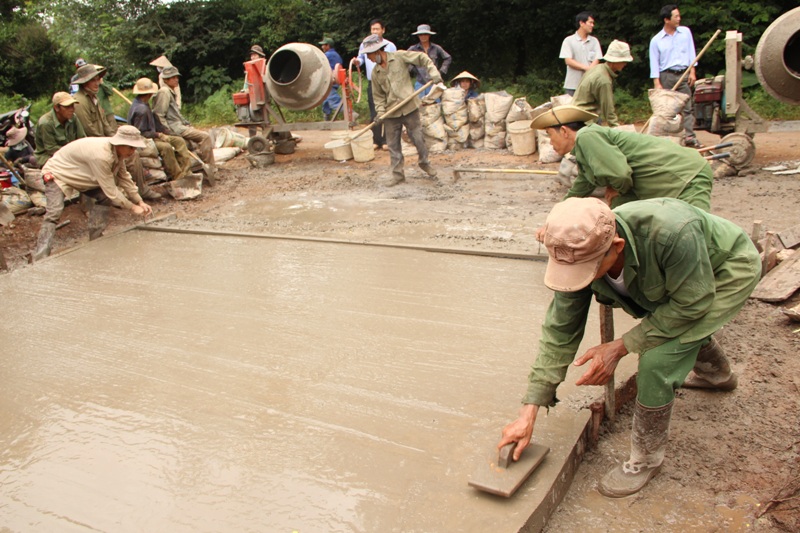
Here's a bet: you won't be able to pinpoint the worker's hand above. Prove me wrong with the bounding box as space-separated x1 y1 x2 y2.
653 79 663 90
132 201 152 217
604 186 620 206
535 226 546 243
574 338 628 386
373 116 383 126
498 404 539 461
688 71 697 87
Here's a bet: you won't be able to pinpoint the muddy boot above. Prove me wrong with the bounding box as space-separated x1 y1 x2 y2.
32 221 56 261
683 337 738 391
88 204 110 241
598 401 673 498
385 172 405 187
419 163 437 178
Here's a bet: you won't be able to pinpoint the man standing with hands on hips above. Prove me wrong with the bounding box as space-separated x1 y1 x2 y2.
649 4 701 147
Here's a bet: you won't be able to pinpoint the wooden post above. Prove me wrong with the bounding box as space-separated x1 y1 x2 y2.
751 220 763 244
600 304 616 421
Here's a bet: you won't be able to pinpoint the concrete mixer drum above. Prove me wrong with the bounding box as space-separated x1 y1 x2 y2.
755 7 800 106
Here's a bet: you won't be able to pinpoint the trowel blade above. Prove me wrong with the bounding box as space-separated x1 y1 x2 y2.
468 442 549 497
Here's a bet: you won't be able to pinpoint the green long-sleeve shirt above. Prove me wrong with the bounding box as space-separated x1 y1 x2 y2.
566 124 711 208
371 51 442 118
571 63 619 127
524 198 760 407
34 109 86 167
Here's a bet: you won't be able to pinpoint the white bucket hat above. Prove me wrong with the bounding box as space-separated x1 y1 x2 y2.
109 125 146 149
602 40 634 63
412 24 436 35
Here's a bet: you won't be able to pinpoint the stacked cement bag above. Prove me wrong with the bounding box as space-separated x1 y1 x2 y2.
467 96 486 148
646 88 688 141
505 97 534 154
420 103 447 152
138 138 168 182
484 91 514 149
441 87 470 150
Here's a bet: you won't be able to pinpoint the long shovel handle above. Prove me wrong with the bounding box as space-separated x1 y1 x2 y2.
112 87 133 105
670 29 722 91
349 80 434 142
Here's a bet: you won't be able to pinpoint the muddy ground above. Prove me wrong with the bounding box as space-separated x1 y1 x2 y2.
2 126 799 531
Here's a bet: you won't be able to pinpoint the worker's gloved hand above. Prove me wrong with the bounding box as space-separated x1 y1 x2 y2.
373 116 383 127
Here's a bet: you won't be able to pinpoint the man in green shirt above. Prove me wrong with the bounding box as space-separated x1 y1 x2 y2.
499 197 760 498
34 92 86 167
361 33 442 186
571 40 633 127
532 105 712 211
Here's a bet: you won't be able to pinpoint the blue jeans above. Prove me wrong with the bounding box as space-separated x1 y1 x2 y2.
322 85 342 119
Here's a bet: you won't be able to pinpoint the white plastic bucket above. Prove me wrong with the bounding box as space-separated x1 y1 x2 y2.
215 128 248 149
325 131 354 161
507 120 536 156
351 133 375 162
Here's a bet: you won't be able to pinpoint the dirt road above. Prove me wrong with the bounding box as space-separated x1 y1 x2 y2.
2 126 799 531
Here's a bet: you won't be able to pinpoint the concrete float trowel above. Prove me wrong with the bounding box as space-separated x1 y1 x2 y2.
468 441 550 497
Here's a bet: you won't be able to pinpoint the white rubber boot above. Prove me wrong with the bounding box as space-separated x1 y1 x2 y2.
683 337 738 391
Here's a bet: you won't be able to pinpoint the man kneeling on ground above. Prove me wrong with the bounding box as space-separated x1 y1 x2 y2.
499 197 760 498
32 126 153 260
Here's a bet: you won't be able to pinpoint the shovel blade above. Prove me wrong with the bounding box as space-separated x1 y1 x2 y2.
165 175 202 200
468 443 549 497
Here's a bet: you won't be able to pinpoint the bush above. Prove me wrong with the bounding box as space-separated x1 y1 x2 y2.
184 84 238 126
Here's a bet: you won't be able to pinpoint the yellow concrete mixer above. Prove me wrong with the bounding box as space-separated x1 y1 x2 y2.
232 42 361 158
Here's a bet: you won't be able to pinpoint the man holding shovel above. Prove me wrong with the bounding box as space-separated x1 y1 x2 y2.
500 196 760 497
531 105 713 211
361 33 442 186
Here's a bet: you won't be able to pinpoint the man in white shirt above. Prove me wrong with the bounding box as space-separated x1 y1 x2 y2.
559 11 603 96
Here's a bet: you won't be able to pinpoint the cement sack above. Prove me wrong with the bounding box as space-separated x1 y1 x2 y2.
530 101 552 123
467 96 486 124
484 120 507 149
140 156 163 170
537 130 562 164
648 89 689 117
484 91 514 123
447 138 467 150
441 87 466 114
1 186 33 214
469 137 485 149
550 94 573 106
213 146 241 163
506 97 533 123
646 114 683 136
146 169 168 184
557 154 579 186
424 134 447 153
420 103 443 127
139 138 159 159
421 103 447 141
469 117 485 141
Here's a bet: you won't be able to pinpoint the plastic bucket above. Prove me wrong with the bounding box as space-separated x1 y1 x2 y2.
325 131 353 161
351 133 375 162
215 128 248 149
507 120 536 156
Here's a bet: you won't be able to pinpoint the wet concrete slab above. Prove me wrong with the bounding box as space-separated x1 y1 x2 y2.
0 229 638 532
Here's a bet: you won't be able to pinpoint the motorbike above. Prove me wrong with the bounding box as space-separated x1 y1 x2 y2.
0 103 36 149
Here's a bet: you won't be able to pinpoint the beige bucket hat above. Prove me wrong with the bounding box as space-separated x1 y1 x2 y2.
5 126 27 146
450 71 481 88
161 66 181 79
603 40 634 62
530 105 598 130
132 78 159 95
109 125 146 149
542 197 617 292
250 45 266 57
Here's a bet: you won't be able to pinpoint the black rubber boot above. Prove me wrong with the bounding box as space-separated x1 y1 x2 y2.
683 337 738 391
598 401 673 498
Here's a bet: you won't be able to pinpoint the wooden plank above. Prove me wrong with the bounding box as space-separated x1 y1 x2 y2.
778 224 800 249
750 248 800 302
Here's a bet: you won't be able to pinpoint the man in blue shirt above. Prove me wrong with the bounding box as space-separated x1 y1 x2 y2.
319 38 343 121
355 19 397 150
649 4 700 147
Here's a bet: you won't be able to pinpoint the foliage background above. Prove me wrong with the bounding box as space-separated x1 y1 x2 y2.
1 0 798 122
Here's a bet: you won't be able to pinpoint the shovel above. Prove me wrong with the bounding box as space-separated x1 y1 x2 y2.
187 150 216 186
164 173 202 200
341 80 434 146
468 441 550 497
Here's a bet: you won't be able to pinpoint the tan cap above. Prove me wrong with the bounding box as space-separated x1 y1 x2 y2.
53 92 79 106
109 125 146 149
603 40 634 63
531 105 598 130
132 77 159 95
543 197 616 292
149 55 173 68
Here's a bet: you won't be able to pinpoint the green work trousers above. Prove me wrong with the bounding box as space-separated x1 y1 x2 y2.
636 336 709 408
